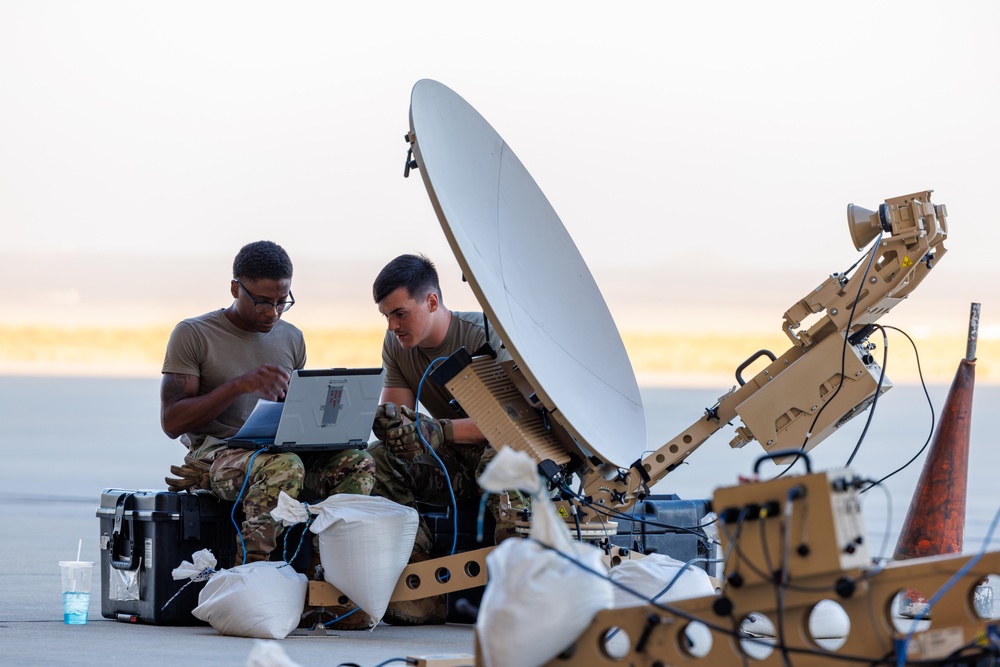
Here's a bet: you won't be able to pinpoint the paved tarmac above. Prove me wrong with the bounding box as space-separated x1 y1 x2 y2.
1 493 475 667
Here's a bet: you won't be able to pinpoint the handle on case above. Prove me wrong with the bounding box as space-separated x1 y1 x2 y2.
753 449 813 475
110 492 138 571
735 349 777 386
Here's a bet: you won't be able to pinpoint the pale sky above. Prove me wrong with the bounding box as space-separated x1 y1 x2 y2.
2 1 997 338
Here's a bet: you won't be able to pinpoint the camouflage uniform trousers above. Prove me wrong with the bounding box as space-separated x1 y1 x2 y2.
187 437 375 562
369 441 528 559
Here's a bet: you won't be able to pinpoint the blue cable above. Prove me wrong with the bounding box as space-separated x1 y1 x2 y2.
163 448 270 604
476 492 490 544
232 447 268 565
324 605 361 627
414 356 459 556
650 556 726 602
231 447 313 567
281 506 312 567
605 555 724 641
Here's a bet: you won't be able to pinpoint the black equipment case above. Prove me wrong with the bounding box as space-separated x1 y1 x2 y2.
423 501 496 624
608 494 718 577
96 489 238 625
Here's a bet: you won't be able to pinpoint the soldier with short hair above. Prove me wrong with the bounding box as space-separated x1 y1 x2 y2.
159 240 375 567
370 253 525 625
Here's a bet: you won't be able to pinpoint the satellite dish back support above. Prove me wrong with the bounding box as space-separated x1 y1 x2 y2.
408 79 644 468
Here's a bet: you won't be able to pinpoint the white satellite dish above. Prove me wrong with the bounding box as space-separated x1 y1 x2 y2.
408 79 644 468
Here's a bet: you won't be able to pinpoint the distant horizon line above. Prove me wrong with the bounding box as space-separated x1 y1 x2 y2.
1 324 995 386
2 361 991 390
7 248 993 339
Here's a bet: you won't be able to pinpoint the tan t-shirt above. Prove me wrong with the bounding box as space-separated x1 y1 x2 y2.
381 310 510 419
162 308 306 448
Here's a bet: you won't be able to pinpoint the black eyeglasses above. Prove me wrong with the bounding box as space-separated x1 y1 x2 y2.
235 280 295 314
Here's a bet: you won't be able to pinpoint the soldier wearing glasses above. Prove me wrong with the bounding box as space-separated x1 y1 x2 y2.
159 240 375 565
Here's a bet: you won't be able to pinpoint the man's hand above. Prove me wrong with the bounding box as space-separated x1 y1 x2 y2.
165 459 212 492
384 405 454 460
236 364 291 401
161 364 292 440
372 402 403 441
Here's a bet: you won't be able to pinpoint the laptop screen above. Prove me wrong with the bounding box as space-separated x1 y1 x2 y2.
228 367 385 452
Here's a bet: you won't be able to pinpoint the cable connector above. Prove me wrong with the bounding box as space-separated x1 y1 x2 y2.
847 323 877 346
760 500 781 519
537 459 562 483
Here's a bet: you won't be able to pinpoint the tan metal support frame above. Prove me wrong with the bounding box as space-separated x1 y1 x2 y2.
527 550 1000 666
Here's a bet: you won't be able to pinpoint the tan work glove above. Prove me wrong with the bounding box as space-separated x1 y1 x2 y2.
384 405 454 460
372 402 403 442
165 459 212 492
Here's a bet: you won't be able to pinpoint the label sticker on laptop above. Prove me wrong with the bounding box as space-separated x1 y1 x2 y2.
322 384 344 426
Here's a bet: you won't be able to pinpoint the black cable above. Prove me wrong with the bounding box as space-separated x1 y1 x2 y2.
525 536 743 635
526 536 906 664
759 514 776 580
623 475 644 552
776 487 805 667
719 507 750 667
900 646 1000 666
754 513 793 666
654 556 726 600
721 503 857 595
845 324 889 468
719 507 749 587
861 326 936 493
335 659 421 667
777 234 883 478
721 508 888 661
561 455 719 535
562 486 720 542
571 502 583 541
721 510 782 593
752 491 800 667
732 608 752 667
940 641 1000 666
857 479 893 562
563 488 717 537
603 554 726 643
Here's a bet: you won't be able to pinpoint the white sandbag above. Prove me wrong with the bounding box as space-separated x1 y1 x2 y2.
308 493 418 625
192 561 307 639
476 447 614 667
609 553 716 608
476 445 541 496
245 640 303 667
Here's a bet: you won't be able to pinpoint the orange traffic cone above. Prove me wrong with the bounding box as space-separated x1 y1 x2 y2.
891 304 979 626
893 302 979 561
